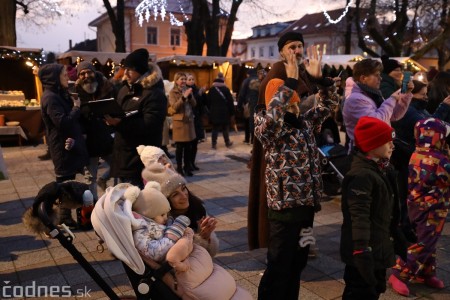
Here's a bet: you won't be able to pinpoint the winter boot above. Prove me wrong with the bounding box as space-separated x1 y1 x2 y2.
388 274 409 296
425 276 444 289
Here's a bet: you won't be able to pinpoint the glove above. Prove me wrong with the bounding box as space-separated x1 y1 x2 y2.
353 251 377 286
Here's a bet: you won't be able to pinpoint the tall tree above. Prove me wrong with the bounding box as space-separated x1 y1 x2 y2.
103 0 126 52
184 0 244 56
0 0 17 46
354 0 409 57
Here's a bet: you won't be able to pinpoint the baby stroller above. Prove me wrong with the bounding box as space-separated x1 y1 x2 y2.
317 129 351 196
26 181 180 300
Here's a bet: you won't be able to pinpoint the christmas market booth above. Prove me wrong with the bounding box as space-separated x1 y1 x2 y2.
157 55 241 92
0 46 44 144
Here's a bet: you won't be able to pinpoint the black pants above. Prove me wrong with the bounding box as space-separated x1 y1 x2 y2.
342 265 386 300
258 218 313 300
211 124 231 146
243 117 250 142
191 138 199 165
176 141 192 170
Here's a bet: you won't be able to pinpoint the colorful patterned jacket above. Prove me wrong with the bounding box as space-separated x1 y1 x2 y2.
255 84 335 211
408 118 450 210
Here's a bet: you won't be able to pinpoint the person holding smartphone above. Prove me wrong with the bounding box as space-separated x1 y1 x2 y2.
380 56 404 99
343 58 413 151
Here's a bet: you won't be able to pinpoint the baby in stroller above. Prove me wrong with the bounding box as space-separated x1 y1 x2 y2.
92 182 252 300
123 181 195 271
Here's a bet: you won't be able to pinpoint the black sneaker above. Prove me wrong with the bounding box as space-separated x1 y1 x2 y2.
226 141 234 148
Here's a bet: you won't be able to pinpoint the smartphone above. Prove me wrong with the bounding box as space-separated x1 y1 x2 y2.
401 71 412 93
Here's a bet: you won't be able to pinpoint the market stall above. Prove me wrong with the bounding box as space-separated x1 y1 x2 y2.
0 46 44 144
157 55 241 91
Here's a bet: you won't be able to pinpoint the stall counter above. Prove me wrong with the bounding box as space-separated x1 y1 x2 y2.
0 107 44 143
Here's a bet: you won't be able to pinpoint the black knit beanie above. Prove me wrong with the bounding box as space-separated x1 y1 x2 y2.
123 48 150 75
278 31 304 51
381 55 402 74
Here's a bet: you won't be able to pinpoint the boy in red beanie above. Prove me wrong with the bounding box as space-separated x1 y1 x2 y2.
340 116 399 299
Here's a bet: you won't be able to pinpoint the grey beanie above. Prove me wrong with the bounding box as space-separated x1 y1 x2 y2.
77 61 95 76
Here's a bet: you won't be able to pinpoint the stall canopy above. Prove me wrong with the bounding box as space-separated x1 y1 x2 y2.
157 55 241 67
241 58 278 69
321 55 364 69
57 50 155 64
241 55 364 69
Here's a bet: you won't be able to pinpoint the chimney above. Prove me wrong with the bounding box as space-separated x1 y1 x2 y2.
69 39 72 49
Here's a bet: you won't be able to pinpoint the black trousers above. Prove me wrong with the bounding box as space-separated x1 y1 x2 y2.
342 265 386 300
175 141 192 169
258 218 313 300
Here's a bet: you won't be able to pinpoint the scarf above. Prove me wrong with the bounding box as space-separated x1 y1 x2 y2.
357 83 384 108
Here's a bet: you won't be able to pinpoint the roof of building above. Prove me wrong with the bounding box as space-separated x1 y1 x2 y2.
281 7 366 36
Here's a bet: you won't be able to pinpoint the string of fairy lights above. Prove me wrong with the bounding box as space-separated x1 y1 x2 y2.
0 48 45 66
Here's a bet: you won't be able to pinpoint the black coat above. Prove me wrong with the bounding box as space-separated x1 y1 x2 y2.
206 81 235 125
75 72 116 157
110 63 167 178
340 152 398 268
39 64 88 177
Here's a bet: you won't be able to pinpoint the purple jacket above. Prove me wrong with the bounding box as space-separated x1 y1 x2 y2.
343 83 411 141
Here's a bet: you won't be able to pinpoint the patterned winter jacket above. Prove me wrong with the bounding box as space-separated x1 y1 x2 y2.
255 84 335 211
131 212 175 262
408 118 450 210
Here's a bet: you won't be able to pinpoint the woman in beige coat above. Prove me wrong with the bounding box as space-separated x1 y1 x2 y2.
169 72 196 176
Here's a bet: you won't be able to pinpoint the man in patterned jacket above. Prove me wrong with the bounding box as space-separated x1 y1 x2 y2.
255 41 337 300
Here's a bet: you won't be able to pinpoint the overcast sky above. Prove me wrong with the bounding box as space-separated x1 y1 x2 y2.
16 0 343 53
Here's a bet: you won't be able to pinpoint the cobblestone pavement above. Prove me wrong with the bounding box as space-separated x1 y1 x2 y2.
0 132 449 299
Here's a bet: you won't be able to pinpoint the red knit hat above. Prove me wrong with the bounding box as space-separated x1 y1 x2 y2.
354 116 395 153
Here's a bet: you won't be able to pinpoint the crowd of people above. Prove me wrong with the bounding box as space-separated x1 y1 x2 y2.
34 32 450 299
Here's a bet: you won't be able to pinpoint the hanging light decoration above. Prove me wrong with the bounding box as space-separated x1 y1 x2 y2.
320 0 354 24
135 0 188 26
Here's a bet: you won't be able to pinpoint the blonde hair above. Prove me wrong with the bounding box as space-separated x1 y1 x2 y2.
173 72 187 88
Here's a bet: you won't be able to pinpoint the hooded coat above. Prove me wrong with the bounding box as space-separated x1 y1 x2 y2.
39 63 88 177
111 63 167 178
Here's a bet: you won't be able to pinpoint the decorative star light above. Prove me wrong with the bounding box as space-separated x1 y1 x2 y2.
136 0 186 26
320 0 354 24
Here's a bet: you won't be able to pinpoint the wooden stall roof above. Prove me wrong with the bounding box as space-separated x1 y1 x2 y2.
157 55 241 66
58 50 156 65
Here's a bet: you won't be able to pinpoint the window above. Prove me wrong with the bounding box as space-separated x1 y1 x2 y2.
170 28 181 46
269 46 274 57
251 47 256 58
259 47 264 57
147 27 157 45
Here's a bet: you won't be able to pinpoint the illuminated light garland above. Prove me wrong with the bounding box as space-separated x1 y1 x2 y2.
320 0 354 24
135 0 188 26
0 49 44 66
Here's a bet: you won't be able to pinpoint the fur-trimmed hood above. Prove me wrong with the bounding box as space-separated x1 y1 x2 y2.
119 62 163 91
